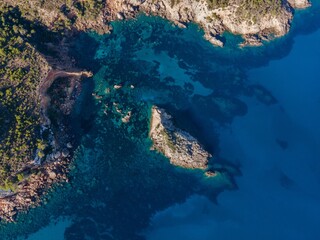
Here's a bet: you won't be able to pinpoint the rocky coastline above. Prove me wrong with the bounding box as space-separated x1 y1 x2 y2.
0 54 92 222
0 156 70 222
6 0 311 47
149 106 217 177
109 0 311 47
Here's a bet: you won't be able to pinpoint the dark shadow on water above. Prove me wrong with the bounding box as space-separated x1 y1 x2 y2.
69 77 98 140
68 32 102 73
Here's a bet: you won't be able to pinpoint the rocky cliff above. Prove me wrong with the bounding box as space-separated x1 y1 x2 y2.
149 106 212 171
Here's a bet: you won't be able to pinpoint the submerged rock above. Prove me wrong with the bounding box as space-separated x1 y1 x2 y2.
121 111 132 123
54 151 61 159
62 149 70 157
205 170 218 177
113 84 122 89
149 106 211 170
287 0 311 9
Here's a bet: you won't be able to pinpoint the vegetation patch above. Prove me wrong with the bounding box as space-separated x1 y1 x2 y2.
0 5 45 189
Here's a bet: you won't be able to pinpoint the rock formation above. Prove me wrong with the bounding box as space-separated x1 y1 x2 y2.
0 159 70 222
149 106 211 170
287 0 311 9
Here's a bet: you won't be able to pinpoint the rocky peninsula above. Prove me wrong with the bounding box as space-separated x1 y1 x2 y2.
149 106 216 177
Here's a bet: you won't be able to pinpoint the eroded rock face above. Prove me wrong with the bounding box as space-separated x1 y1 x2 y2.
149 106 211 169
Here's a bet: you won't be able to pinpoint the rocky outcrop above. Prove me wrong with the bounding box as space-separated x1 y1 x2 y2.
149 106 211 170
287 0 311 9
0 158 70 222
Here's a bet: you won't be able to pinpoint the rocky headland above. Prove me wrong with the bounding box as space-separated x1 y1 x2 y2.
149 106 216 177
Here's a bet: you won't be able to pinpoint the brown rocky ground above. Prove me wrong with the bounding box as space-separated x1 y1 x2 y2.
150 106 215 177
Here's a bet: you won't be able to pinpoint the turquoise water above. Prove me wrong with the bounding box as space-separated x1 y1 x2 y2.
1 2 320 239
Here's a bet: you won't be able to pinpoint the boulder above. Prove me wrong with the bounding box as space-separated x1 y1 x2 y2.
205 170 218 177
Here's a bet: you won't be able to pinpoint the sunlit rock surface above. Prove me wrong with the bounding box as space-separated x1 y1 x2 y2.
150 106 211 170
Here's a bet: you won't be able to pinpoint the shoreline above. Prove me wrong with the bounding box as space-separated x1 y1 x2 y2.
0 155 71 222
96 0 311 47
3 0 311 47
0 67 92 222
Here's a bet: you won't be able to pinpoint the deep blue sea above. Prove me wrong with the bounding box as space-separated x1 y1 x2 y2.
1 1 320 239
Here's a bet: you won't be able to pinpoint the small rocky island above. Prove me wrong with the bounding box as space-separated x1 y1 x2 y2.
150 106 216 177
